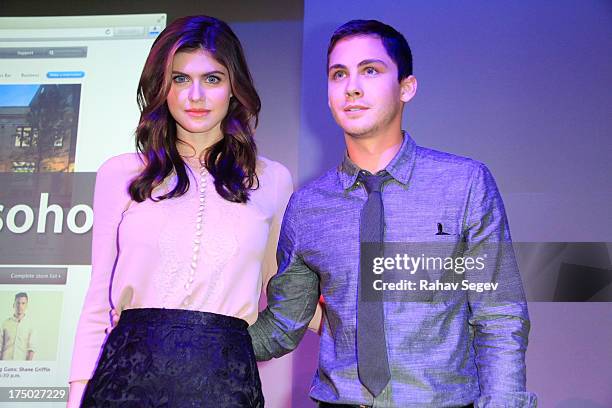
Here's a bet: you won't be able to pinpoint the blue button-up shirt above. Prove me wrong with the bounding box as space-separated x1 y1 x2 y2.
249 134 537 407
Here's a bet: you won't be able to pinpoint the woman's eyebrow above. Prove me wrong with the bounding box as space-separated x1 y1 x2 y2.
171 70 227 76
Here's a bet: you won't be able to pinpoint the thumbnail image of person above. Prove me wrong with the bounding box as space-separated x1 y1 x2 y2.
1 292 36 361
248 20 537 407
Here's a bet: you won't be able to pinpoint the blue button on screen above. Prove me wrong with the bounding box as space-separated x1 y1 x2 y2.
47 71 85 79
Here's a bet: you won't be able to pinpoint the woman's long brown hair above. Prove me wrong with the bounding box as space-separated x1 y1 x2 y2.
129 15 261 203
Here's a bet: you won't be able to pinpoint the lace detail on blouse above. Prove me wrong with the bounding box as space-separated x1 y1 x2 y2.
152 167 240 309
155 173 190 307
200 181 240 309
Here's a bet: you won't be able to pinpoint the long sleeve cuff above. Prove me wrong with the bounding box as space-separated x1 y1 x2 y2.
475 392 538 408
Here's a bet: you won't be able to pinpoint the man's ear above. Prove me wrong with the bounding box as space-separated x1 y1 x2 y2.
400 75 417 103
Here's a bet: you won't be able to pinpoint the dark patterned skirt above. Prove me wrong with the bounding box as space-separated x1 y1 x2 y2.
81 308 264 408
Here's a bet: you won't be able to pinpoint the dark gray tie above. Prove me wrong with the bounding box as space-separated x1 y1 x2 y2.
357 171 392 396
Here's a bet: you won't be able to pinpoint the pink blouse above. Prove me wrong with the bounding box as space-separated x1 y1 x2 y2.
69 153 293 382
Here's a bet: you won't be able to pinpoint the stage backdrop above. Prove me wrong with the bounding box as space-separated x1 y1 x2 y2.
0 1 611 407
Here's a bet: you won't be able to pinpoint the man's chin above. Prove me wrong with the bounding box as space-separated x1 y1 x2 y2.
344 127 377 139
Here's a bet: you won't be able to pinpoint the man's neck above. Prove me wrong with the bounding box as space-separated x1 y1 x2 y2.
13 313 25 321
345 130 403 173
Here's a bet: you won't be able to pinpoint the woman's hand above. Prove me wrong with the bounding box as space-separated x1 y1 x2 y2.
104 309 121 334
66 380 87 408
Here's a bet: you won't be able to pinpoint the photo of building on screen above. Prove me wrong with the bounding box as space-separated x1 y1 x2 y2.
0 84 81 173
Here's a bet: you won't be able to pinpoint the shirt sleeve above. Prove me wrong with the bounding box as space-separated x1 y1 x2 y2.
261 162 294 293
0 321 5 358
248 190 321 361
27 321 35 352
463 163 537 407
69 155 134 382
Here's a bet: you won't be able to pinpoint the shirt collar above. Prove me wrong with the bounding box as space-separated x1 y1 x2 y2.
10 314 26 323
338 132 417 190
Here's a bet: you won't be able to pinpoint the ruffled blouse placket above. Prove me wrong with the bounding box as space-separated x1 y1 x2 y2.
183 162 207 306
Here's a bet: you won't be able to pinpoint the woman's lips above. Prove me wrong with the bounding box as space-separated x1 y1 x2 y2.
185 109 210 117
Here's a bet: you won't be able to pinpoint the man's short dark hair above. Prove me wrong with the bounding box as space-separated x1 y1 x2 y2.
327 19 413 81
14 292 28 301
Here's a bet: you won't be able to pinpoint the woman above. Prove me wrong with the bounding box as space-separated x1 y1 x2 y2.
68 15 293 407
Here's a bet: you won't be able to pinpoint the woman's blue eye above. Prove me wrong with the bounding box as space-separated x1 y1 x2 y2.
205 75 221 84
365 67 378 75
172 75 189 83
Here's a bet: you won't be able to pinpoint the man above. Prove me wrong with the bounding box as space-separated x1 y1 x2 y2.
248 20 537 407
1 292 36 360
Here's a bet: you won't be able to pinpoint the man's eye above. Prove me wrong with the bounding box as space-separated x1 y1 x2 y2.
172 75 189 84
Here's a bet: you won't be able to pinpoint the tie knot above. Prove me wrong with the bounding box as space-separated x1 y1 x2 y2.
358 171 392 194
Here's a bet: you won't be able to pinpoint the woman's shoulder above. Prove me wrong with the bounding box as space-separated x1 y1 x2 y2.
97 152 145 180
94 153 144 199
256 156 291 181
255 156 293 209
